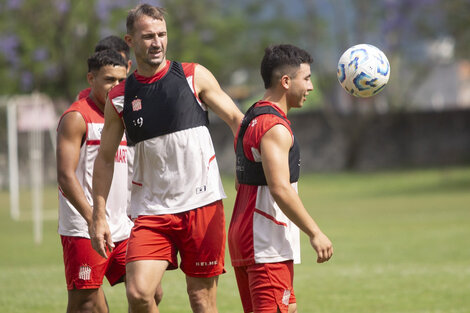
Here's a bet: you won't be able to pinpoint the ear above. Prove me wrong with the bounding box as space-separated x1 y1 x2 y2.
280 74 290 90
86 72 94 86
127 60 133 73
124 34 133 47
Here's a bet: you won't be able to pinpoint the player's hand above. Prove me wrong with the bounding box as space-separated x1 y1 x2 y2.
310 232 333 263
90 217 114 259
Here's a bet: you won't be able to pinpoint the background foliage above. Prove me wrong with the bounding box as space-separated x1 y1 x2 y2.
1 0 469 110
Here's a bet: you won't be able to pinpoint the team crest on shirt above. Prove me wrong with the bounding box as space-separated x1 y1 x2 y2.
132 98 142 111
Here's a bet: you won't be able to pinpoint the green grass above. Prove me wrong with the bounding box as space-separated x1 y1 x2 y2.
1 167 469 312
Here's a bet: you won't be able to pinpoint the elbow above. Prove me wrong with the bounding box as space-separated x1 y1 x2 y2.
57 171 74 192
231 114 243 135
96 150 114 167
268 183 292 202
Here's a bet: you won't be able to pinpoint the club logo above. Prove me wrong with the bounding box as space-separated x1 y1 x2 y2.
132 99 142 111
282 289 291 305
78 264 92 281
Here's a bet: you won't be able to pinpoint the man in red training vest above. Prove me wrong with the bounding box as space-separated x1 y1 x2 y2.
229 44 334 313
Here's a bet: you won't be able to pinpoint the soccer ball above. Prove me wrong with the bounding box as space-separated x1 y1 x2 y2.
337 44 390 97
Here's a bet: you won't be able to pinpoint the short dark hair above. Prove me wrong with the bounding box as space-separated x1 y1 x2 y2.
87 49 127 73
127 4 166 35
260 44 313 89
94 35 130 61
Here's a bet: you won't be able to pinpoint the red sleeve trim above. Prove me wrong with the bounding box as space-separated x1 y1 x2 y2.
182 62 201 102
86 140 127 146
243 114 293 161
57 100 88 138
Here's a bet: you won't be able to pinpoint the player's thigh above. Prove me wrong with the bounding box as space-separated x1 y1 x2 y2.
126 259 169 299
67 287 107 313
288 303 297 313
186 275 218 294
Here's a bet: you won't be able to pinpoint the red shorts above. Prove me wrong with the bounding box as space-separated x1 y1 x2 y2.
61 236 128 290
234 261 296 313
126 200 226 278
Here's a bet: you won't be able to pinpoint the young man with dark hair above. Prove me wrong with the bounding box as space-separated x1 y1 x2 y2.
57 49 130 313
94 35 131 59
77 35 132 100
228 44 333 313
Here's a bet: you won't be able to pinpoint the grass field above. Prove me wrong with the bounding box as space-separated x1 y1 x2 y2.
1 167 469 313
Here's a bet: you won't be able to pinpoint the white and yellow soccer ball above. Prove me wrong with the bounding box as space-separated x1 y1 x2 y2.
337 44 390 97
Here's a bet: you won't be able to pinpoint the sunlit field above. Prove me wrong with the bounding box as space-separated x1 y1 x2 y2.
1 167 469 313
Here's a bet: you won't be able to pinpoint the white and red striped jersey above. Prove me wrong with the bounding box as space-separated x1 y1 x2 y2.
58 97 132 242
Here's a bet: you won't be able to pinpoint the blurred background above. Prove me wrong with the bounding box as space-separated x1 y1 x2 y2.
0 1 469 312
1 0 470 186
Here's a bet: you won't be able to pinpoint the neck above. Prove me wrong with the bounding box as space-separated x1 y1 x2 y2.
88 92 104 113
263 90 289 115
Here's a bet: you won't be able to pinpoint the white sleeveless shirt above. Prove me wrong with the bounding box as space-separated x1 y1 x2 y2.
58 98 133 242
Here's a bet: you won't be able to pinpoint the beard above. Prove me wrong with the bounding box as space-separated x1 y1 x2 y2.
136 47 165 68
143 57 163 67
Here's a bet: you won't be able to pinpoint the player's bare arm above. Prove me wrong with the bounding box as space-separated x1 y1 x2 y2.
91 97 125 258
260 124 333 263
56 112 94 226
194 64 243 136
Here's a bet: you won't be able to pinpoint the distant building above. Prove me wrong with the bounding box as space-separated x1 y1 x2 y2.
411 60 470 111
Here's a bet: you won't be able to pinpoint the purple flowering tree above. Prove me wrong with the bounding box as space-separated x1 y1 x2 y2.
0 0 139 98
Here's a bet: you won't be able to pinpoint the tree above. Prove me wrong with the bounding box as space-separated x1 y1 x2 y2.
0 0 100 98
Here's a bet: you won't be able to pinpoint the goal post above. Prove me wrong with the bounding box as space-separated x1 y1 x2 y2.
2 92 57 244
7 99 20 221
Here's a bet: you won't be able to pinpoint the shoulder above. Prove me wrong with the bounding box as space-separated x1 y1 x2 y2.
243 104 292 150
61 98 88 118
251 104 292 136
77 87 91 100
181 62 198 78
246 115 290 143
57 107 86 136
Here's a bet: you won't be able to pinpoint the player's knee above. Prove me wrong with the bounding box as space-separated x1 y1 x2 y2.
186 276 218 312
187 293 212 312
154 285 164 305
69 299 94 313
187 287 215 312
126 284 153 307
